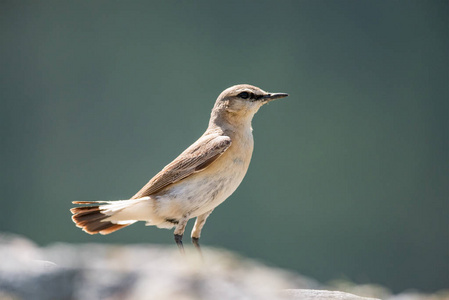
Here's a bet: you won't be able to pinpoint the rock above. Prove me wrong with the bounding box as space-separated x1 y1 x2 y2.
284 289 380 300
1 234 446 300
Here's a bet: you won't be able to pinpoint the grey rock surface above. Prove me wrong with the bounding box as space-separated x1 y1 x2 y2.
0 234 447 300
284 289 380 300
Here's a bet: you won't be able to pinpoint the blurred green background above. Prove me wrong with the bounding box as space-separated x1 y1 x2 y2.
1 0 447 294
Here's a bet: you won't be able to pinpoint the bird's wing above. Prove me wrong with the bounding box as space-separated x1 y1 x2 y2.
131 134 232 199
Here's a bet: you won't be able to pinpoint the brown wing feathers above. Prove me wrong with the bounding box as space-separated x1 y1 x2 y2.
131 135 231 199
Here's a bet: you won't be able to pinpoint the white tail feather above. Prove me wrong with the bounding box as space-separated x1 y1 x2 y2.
100 197 154 224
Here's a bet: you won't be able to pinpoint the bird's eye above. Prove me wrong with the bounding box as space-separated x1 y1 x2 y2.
238 92 249 99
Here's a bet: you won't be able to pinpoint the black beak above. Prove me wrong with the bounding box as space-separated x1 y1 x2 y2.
262 92 289 102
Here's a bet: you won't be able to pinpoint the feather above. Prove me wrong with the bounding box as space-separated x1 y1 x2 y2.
132 134 231 198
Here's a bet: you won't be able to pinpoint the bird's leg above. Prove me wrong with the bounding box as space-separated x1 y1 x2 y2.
174 234 184 253
191 210 213 255
174 215 190 254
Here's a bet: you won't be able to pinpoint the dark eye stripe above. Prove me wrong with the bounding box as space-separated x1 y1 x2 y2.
254 94 263 100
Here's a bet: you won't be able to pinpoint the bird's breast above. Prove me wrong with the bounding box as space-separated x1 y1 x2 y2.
158 130 254 218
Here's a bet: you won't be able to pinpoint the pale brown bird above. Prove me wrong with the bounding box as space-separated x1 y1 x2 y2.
71 84 288 252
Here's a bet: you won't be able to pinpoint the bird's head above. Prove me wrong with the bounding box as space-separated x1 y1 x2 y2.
211 84 288 127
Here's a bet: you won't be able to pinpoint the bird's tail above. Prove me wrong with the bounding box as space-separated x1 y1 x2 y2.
70 197 152 235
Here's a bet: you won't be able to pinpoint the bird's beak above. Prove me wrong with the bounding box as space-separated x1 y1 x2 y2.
262 92 289 102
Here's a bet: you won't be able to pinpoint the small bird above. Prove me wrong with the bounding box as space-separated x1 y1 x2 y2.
71 84 288 252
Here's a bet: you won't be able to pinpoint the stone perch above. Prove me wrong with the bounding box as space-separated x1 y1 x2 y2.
1 234 444 300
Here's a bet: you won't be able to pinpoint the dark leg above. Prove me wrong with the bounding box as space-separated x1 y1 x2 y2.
190 210 213 256
173 215 190 254
174 234 184 254
192 237 202 256
191 211 213 258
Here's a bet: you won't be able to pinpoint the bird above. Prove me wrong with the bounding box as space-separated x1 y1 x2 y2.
71 84 288 252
